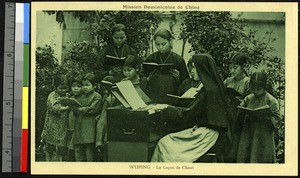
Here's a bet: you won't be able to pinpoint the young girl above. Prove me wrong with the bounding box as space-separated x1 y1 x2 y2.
150 54 234 162
41 74 70 161
177 59 202 96
95 23 140 83
223 52 251 162
237 72 280 163
66 76 83 161
122 55 148 90
145 28 189 104
73 73 102 162
224 52 250 98
96 55 147 159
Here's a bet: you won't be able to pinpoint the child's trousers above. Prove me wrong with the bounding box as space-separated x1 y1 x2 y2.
75 143 95 162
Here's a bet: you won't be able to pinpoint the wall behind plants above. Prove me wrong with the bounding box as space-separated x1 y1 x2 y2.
36 11 285 65
36 11 63 62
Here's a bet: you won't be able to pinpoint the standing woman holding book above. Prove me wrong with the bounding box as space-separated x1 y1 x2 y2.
144 29 189 104
151 54 234 162
95 23 140 83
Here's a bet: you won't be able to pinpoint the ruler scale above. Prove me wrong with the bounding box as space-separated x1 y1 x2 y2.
2 2 16 172
2 2 29 172
13 3 24 172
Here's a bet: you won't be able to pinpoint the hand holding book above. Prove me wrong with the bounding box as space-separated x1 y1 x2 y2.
59 97 82 108
237 105 274 118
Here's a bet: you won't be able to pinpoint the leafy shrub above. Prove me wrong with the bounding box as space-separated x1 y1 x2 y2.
35 45 59 142
180 11 285 163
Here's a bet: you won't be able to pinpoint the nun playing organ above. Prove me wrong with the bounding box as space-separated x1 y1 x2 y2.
150 54 234 162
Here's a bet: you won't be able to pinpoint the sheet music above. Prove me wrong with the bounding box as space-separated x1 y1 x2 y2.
181 83 203 98
116 80 147 110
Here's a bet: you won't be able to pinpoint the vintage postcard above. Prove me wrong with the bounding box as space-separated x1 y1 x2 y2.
31 1 298 176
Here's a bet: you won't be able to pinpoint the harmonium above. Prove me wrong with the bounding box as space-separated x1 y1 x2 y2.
102 80 168 162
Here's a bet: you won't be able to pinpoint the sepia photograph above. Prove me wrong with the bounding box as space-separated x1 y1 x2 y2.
30 1 297 175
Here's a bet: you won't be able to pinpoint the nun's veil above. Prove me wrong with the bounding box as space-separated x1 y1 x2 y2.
191 54 234 140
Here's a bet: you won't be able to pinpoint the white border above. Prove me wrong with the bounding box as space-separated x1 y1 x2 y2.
31 2 298 175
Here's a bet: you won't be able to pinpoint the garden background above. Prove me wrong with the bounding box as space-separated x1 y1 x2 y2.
35 11 285 163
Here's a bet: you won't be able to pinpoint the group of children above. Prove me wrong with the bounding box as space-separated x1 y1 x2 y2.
40 23 281 163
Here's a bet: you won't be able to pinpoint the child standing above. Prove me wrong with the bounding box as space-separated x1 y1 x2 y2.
224 52 250 98
41 74 70 161
223 53 251 162
237 72 281 163
95 23 140 83
73 73 102 162
66 76 83 161
122 55 148 90
145 28 189 103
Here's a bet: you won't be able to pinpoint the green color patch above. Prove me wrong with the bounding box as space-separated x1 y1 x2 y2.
23 44 29 86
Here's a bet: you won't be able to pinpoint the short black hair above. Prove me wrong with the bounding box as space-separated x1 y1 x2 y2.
82 73 97 85
249 71 268 89
70 76 82 86
111 23 126 35
153 28 173 41
230 52 249 66
124 55 141 70
53 74 68 88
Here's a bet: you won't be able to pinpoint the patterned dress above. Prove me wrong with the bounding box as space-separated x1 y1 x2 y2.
41 91 69 148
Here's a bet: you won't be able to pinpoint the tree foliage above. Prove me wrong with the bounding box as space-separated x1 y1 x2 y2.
180 11 285 163
38 11 285 163
44 11 162 59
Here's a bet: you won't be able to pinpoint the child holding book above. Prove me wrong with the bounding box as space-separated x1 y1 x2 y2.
223 52 250 162
236 72 281 163
40 74 70 161
96 55 148 157
122 55 148 90
95 23 140 83
145 28 189 103
73 73 102 162
65 76 83 161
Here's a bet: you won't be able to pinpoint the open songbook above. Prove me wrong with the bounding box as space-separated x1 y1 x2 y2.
102 80 157 114
59 97 81 107
167 83 203 107
105 55 126 66
142 62 174 74
237 105 274 117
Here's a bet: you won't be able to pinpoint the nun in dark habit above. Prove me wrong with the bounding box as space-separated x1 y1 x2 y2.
151 54 234 162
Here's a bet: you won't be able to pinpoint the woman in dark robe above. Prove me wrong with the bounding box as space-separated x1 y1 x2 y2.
95 24 139 83
144 29 189 104
151 54 234 162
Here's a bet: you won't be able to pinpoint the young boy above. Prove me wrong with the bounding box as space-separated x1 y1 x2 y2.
237 72 281 163
73 73 102 162
66 76 83 161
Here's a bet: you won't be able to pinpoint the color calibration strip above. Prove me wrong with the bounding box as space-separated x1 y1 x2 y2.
2 3 29 172
21 3 29 173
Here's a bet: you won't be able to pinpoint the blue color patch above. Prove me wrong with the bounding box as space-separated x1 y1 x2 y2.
24 3 29 43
